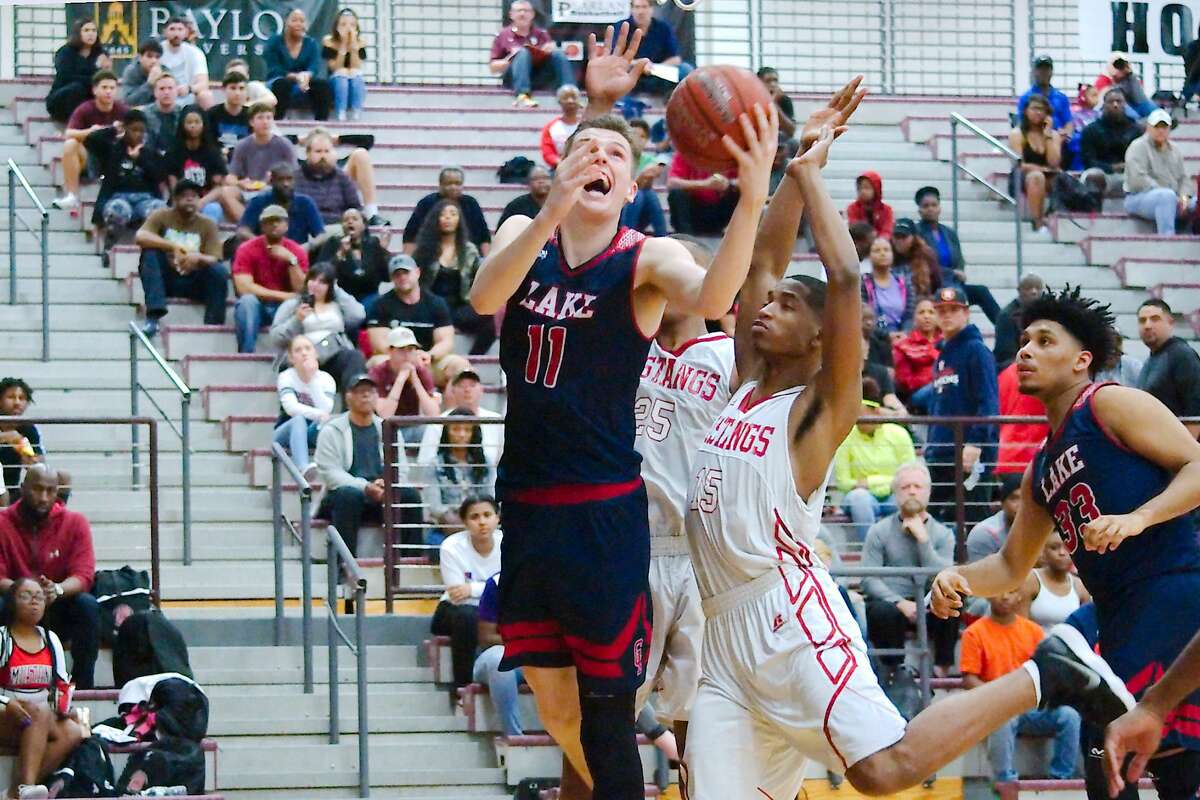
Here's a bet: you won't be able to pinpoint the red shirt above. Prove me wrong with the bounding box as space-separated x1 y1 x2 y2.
232 235 308 293
368 361 436 416
892 329 942 395
996 362 1049 474
2 642 53 691
66 99 128 131
669 153 737 205
490 25 553 61
0 502 96 591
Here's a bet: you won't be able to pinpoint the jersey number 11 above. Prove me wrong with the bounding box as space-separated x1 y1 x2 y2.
525 325 567 388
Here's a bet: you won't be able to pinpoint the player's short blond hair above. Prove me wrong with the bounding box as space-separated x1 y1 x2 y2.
564 114 643 174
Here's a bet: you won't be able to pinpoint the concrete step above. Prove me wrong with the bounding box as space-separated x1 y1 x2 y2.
1159 285 1200 312
1113 257 1197 289
163 324 270 360
183 354 276 388
11 421 229 454
1050 213 1155 243
188 644 428 686
901 113 1009 144
203 384 278 422
1081 235 1200 266
0 359 181 389
47 451 247 489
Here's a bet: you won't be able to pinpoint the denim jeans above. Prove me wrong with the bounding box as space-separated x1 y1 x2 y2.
331 74 366 117
505 48 575 96
842 488 897 542
140 250 230 325
273 416 320 470
43 592 100 689
987 707 1081 783
233 294 279 353
473 645 525 736
1124 188 1195 235
201 200 224 223
1183 81 1200 104
103 192 167 231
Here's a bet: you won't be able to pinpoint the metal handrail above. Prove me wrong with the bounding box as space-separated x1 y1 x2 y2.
324 523 369 797
949 112 1025 281
7 159 50 361
129 322 193 565
271 441 315 693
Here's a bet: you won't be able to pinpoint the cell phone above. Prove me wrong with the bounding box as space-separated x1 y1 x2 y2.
300 293 315 306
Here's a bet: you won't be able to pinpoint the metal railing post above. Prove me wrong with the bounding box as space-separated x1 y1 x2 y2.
39 211 47 361
7 167 15 305
953 422 967 553
302 491 314 694
1014 178 1025 281
180 394 191 566
913 575 932 708
328 536 339 744
382 420 396 614
148 420 162 606
950 116 960 233
130 332 140 489
272 451 283 646
356 579 369 799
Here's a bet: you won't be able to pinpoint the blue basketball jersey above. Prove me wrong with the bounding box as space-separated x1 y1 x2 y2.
1031 382 1200 607
497 226 654 494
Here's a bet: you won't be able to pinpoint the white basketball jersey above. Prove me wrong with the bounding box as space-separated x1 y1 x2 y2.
636 334 736 544
685 381 831 599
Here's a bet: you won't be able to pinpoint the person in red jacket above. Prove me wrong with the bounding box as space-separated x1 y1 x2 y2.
845 170 894 239
539 85 582 169
0 466 98 689
892 297 942 408
995 361 1048 475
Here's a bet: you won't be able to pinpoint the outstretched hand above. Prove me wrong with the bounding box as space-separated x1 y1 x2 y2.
929 567 971 618
540 138 605 223
584 23 650 113
793 125 835 170
720 102 779 205
788 76 867 179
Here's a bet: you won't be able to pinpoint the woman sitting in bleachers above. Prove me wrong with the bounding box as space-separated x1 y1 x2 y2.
269 263 366 393
1008 94 1062 236
274 336 336 483
424 409 495 548
0 577 87 800
411 201 493 355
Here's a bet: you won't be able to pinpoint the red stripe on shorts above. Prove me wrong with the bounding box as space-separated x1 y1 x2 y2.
505 477 642 506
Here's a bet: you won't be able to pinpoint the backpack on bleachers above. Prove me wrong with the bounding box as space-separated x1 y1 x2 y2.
1051 172 1102 213
513 778 559 800
93 566 152 646
109 674 209 743
116 736 205 796
113 610 192 688
48 737 117 798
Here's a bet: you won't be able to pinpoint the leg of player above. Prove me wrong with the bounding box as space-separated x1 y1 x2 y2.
558 755 590 800
522 666 593 787
579 688 643 799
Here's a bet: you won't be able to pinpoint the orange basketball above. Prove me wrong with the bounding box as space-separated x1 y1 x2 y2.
665 65 773 174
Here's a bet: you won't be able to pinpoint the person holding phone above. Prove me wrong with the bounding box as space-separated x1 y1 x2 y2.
1009 93 1062 236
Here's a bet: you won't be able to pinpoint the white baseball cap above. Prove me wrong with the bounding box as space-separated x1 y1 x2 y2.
1147 108 1174 128
387 326 419 349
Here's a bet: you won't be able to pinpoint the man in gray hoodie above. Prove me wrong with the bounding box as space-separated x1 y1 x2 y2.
119 40 164 107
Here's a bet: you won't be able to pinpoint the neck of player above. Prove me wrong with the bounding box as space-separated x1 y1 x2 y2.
757 352 819 399
557 214 620 270
1040 376 1092 433
655 315 709 352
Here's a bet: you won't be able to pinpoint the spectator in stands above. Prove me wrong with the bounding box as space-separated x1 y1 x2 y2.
757 67 796 137
412 200 492 355
275 335 335 481
403 168 491 256
927 286 999 527
1067 82 1100 169
497 166 552 227
425 409 496 546
1094 331 1143 385
45 17 110 124
965 474 1023 563
473 570 525 735
768 134 800 197
264 8 333 120
225 58 276 112
315 208 390 314
1095 53 1156 119
118 39 163 107
845 171 894 240
849 221 875 272
1019 534 1090 630
0 575 88 800
891 220 942 296
1016 55 1073 134
229 104 297 194
158 16 213 109
622 119 669 237
1123 109 1194 235
0 465 98 689
961 589 1081 784
1184 31 1200 109
993 272 1046 369
165 106 239 223
861 303 894 371
862 237 914 336
431 495 503 690
232 204 306 353
296 128 386 227
418 369 503 471
1080 89 1141 199
52 71 127 214
269 262 366 391
996 361 1048 476
138 73 185 159
1136 299 1200 433
364 255 467 386
861 461 959 679
1009 94 1062 235
84 108 167 238
541 85 583 169
834 377 916 541
240 162 325 247
913 186 1002 323
860 334 906 417
315 374 417 555
0 380 47 507
134 180 229 338
893 297 942 408
368 327 441 441
207 72 251 156
667 151 738 235
488 0 575 109
322 8 369 122
625 0 693 97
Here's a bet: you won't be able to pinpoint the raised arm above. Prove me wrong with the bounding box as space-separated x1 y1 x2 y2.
581 24 648 119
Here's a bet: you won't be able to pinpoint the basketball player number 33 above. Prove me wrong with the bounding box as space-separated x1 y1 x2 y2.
1052 483 1100 553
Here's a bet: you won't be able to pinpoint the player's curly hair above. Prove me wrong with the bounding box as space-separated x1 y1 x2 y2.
1019 285 1116 377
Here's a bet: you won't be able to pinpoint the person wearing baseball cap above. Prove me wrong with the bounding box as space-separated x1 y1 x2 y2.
1017 53 1072 133
926 284 999 529
1123 105 1194 235
369 326 440 433
231 202 308 353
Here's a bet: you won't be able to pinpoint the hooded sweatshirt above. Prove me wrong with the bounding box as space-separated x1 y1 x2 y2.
893 328 942 396
845 171 895 239
927 324 999 466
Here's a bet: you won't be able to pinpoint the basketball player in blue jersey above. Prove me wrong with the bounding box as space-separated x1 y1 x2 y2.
467 24 779 798
932 287 1200 800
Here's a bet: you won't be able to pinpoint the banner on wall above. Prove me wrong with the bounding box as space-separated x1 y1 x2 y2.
506 0 695 65
551 0 630 23
1077 0 1200 60
66 0 337 79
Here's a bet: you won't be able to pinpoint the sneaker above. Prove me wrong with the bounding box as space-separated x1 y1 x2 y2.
349 109 363 122
18 785 49 800
51 193 78 211
366 214 391 227
140 319 160 339
513 93 539 108
1032 623 1135 726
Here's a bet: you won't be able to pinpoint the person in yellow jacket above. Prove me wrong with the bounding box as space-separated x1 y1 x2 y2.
835 376 916 541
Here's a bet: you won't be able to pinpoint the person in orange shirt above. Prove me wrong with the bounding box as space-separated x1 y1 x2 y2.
961 589 1081 784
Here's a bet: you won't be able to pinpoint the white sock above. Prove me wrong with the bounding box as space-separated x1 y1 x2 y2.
1022 660 1042 707
363 203 378 218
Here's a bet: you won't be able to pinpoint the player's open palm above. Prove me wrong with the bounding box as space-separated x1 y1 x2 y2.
930 567 970 618
1082 512 1146 553
542 141 604 222
585 23 649 108
721 102 779 204
795 75 867 161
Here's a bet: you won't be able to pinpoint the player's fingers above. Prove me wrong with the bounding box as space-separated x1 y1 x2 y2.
720 133 748 163
1103 746 1124 798
613 21 629 56
832 124 850 140
630 58 651 78
625 26 645 60
738 110 759 151
1127 752 1151 784
842 87 868 123
586 32 599 59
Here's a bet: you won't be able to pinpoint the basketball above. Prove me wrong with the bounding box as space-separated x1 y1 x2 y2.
665 65 774 173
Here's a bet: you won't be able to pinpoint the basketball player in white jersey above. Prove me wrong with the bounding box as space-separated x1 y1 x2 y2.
683 77 1136 799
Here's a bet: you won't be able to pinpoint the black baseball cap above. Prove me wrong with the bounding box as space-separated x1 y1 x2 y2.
347 373 377 390
173 179 203 197
996 473 1023 501
450 369 481 385
893 218 917 237
1033 54 1054 68
934 286 969 307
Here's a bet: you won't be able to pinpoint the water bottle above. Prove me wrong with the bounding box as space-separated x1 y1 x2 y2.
141 786 188 796
963 458 984 492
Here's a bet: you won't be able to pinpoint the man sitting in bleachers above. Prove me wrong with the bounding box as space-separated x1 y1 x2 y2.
118 39 163 108
294 129 386 228
369 327 441 442
138 72 185 160
52 70 126 213
0 465 99 689
497 166 551 228
402 168 491 256
1136 299 1200 437
135 180 229 338
965 474 1023 563
207 71 252 159
1016 55 1074 137
239 162 324 248
667 150 738 235
961 589 1081 785
84 108 168 242
621 118 669 236
229 104 296 199
540 85 582 170
623 0 694 97
1079 88 1142 198
231 204 306 353
158 15 214 109
1123 109 1195 235
487 0 575 109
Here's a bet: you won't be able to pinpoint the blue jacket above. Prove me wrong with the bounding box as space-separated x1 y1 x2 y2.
242 188 325 245
1017 85 1072 131
927 324 999 465
263 35 324 83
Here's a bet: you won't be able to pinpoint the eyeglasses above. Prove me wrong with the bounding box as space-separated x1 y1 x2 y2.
15 591 44 602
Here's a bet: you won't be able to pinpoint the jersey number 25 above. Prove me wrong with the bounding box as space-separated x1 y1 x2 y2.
635 397 676 441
